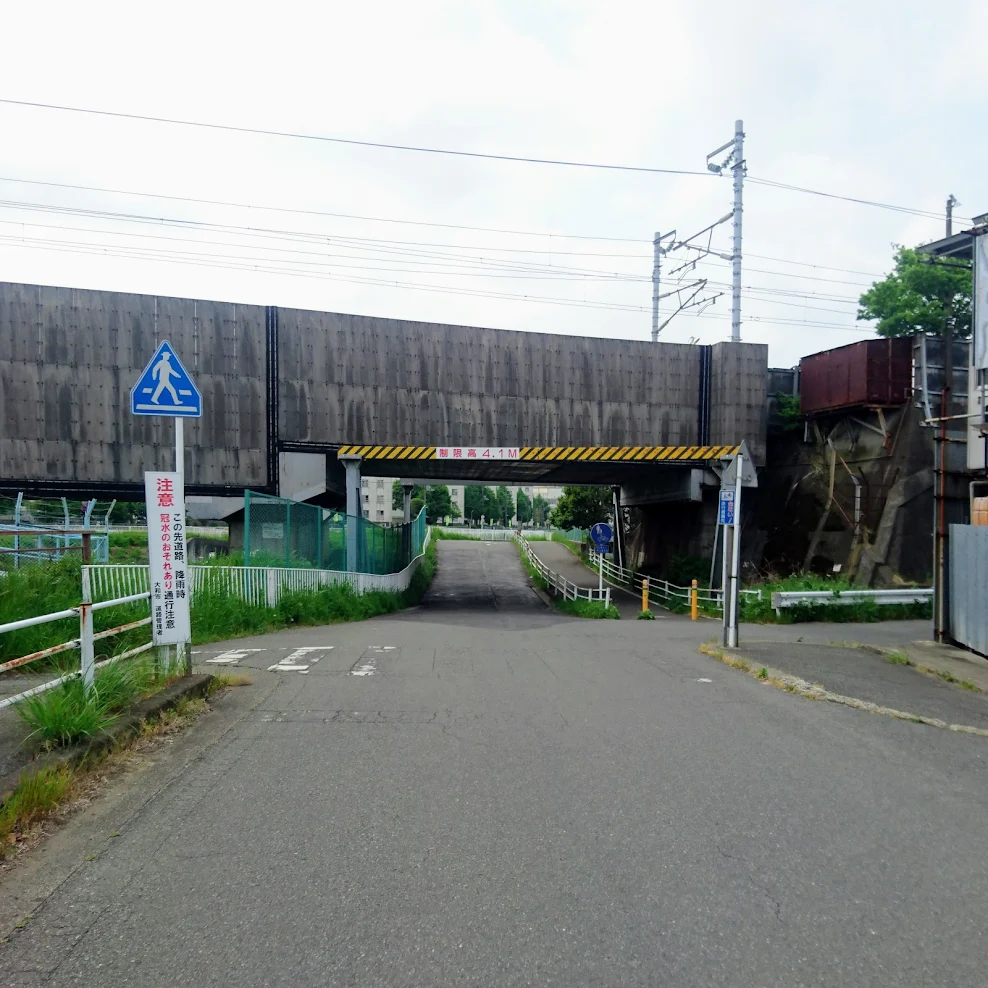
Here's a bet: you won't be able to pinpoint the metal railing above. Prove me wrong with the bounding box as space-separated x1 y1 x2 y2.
516 536 611 606
0 568 154 710
585 547 763 614
87 530 432 608
770 587 933 616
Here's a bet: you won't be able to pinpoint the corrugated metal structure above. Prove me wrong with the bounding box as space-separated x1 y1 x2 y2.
949 524 988 657
799 338 912 415
0 281 770 496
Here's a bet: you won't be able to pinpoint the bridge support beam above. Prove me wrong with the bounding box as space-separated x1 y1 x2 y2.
402 484 414 524
339 454 362 573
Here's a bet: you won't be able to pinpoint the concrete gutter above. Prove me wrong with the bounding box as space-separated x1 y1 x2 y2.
0 674 215 802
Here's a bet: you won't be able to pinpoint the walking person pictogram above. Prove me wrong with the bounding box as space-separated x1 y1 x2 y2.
151 350 181 406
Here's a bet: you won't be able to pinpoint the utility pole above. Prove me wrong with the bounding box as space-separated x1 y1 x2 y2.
946 194 957 237
730 119 744 343
651 232 661 343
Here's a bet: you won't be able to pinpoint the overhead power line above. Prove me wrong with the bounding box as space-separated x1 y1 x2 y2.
0 98 713 178
0 99 967 222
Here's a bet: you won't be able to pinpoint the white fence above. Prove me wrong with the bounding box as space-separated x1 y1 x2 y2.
585 547 763 614
771 587 933 616
517 537 611 606
0 572 155 710
0 529 433 710
88 526 432 608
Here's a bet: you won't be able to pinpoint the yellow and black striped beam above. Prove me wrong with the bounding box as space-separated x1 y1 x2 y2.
337 444 739 462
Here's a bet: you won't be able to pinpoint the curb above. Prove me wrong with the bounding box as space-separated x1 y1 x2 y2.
0 674 216 803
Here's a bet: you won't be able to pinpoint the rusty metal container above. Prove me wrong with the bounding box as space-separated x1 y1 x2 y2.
799 337 912 414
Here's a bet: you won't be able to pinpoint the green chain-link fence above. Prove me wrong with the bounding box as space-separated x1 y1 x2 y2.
243 491 426 574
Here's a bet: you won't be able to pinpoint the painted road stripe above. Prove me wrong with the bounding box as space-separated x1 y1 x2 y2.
205 648 263 665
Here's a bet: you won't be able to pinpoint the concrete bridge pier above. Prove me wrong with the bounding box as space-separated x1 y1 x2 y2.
339 454 362 572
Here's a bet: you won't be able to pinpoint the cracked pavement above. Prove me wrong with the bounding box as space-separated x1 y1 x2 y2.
2 543 988 986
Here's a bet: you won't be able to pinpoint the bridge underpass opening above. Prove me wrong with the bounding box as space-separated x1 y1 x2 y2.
422 539 547 613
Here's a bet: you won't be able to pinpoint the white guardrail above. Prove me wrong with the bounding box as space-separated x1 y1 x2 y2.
0 529 434 710
770 587 933 616
516 537 611 606
0 568 154 710
585 547 762 613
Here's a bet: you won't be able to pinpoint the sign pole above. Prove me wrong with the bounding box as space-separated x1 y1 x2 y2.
598 550 604 594
727 453 743 648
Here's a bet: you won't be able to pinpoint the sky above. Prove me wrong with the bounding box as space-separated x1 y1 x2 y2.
0 0 983 368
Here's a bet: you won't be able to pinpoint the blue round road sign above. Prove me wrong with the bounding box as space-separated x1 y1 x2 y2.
590 522 613 546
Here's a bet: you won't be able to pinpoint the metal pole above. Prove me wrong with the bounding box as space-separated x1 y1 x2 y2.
708 515 719 594
651 231 661 342
13 491 21 569
80 566 94 692
598 551 604 595
175 417 184 477
730 119 744 343
946 194 957 238
727 453 743 647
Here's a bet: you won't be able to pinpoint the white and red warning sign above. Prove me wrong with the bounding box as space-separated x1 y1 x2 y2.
144 471 191 646
435 447 519 461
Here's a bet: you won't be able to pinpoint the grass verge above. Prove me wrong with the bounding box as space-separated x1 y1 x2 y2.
515 540 618 619
15 655 186 749
1 682 231 861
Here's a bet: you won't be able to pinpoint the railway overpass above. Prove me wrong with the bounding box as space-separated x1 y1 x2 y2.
0 281 767 512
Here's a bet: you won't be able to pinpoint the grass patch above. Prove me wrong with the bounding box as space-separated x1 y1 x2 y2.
432 528 490 541
209 672 253 691
14 656 182 749
885 651 911 665
739 574 932 624
0 766 74 857
938 669 957 683
555 598 620 620
637 609 656 620
757 667 768 679
2 683 217 859
960 680 979 692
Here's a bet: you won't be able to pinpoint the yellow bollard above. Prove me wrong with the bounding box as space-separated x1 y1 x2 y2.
691 579 698 621
642 577 649 613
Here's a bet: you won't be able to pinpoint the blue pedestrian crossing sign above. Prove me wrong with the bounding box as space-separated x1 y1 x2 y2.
131 341 201 418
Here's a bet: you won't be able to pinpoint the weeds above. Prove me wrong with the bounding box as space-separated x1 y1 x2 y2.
15 656 178 749
757 667 768 679
637 610 656 620
555 599 620 620
885 651 911 666
938 670 958 683
0 766 74 857
960 680 979 692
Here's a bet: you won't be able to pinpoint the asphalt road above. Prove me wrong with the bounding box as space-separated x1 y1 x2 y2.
3 542 988 986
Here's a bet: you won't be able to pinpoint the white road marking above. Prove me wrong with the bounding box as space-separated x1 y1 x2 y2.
205 648 263 665
268 663 310 672
265 646 334 674
351 663 376 676
697 678 713 683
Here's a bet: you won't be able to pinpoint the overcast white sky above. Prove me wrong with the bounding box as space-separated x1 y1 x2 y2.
0 0 983 367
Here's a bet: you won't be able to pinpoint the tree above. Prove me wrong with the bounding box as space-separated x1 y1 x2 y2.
549 486 611 530
495 486 514 525
463 485 488 522
515 489 533 524
858 246 972 338
531 494 550 527
425 485 455 523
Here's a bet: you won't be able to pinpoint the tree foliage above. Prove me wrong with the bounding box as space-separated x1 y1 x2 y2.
549 486 611 530
858 246 972 338
515 489 532 524
391 481 459 522
531 494 550 526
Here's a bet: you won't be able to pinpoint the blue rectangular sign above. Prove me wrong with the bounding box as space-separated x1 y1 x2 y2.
718 489 736 526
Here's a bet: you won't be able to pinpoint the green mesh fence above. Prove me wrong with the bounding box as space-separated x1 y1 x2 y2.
243 491 426 574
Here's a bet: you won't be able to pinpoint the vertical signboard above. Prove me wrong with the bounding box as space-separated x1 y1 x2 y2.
144 472 191 646
976 233 988 371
